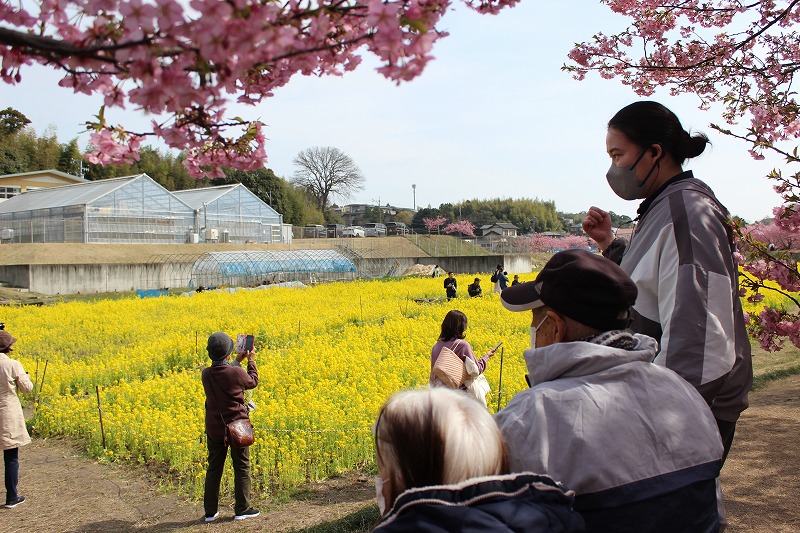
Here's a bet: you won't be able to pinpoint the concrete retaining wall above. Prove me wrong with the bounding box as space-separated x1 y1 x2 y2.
0 254 533 295
427 255 531 276
0 266 30 289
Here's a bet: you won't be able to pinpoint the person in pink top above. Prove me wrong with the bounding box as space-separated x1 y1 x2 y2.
429 310 498 388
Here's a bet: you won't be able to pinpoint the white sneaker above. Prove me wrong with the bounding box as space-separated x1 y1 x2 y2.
204 511 219 522
234 508 260 520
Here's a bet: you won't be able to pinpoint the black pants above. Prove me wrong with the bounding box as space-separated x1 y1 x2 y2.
4 448 19 504
204 435 251 516
716 418 737 465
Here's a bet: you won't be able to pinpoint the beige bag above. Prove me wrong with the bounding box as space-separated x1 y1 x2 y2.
433 342 468 388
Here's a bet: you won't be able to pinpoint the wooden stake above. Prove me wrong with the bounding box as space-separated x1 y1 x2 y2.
96 386 106 449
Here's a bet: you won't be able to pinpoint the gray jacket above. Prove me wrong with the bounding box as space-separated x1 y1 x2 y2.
494 335 723 518
605 171 752 422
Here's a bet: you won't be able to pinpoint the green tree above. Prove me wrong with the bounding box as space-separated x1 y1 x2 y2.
0 108 31 137
57 139 83 177
391 210 413 225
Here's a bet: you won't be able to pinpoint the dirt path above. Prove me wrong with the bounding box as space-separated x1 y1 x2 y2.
3 375 798 532
721 374 800 532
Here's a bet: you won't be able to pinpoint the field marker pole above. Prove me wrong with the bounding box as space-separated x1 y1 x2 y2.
96 386 107 449
496 347 504 412
34 360 49 416
33 359 39 407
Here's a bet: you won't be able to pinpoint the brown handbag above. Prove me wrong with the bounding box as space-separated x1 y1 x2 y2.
226 418 255 448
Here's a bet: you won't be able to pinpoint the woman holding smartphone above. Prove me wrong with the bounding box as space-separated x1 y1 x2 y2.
430 310 498 389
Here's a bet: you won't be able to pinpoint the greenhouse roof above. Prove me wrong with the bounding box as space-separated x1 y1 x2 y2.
174 183 281 220
172 185 235 208
192 249 357 278
0 174 188 214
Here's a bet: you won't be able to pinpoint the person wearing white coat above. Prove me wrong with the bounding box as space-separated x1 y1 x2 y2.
0 329 33 509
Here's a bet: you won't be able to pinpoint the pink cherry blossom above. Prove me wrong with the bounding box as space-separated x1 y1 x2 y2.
568 1 800 349
423 216 448 233
0 0 518 176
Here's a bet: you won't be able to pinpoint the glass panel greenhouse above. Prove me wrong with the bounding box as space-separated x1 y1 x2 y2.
173 184 283 244
0 174 195 243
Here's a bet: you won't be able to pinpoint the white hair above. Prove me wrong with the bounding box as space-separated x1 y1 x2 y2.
374 388 507 507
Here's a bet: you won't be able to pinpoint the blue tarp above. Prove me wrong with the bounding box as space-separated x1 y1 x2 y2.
136 289 169 299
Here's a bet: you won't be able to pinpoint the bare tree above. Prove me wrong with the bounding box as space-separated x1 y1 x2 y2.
292 147 365 211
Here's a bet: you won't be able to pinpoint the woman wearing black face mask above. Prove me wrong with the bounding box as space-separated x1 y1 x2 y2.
582 101 752 466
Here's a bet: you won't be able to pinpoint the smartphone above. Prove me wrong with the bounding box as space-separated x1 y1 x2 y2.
492 341 503 351
236 334 255 354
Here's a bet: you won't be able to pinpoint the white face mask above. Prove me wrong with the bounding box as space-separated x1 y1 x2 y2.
529 313 549 350
375 476 388 515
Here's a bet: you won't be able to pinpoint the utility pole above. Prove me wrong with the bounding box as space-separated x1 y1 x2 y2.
412 184 416 211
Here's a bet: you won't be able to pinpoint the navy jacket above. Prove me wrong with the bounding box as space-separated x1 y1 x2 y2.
373 472 585 532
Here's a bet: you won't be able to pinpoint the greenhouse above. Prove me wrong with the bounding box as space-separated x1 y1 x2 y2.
143 249 358 289
173 184 283 244
0 174 195 243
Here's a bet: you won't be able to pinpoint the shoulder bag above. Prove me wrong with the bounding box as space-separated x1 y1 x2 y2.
432 340 469 389
464 356 491 408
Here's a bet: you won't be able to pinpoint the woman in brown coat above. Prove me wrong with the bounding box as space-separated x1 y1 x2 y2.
0 329 33 509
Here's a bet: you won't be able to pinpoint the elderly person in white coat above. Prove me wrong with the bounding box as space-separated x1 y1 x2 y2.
0 329 33 509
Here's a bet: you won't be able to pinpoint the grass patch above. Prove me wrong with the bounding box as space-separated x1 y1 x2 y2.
288 505 380 533
752 364 800 391
751 342 800 390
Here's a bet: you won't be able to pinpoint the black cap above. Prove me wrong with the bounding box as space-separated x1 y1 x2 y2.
207 332 234 361
500 249 637 331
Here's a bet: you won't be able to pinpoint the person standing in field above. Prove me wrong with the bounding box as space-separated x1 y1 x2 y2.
201 332 259 522
467 278 483 298
444 272 457 300
498 271 510 292
492 264 503 293
0 329 33 509
430 310 497 388
582 101 751 463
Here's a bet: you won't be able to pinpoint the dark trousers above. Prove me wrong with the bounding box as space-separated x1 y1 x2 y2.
204 435 251 516
716 418 737 465
4 447 19 504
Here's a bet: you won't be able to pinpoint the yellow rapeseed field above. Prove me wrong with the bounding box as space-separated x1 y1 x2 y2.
5 267 789 499
3 275 531 497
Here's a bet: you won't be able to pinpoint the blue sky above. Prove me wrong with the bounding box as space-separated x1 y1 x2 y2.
0 1 782 222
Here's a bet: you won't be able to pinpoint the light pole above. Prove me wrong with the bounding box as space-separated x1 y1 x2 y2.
412 184 416 211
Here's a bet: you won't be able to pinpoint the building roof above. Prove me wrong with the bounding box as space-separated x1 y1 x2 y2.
0 169 88 184
0 174 192 214
479 223 520 230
